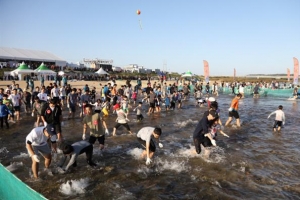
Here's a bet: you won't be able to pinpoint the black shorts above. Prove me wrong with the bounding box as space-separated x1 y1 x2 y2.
229 110 239 119
184 92 189 96
89 135 105 145
149 102 155 108
95 110 101 113
53 123 62 133
114 123 130 131
273 120 282 128
137 137 156 152
137 114 144 121
14 106 20 111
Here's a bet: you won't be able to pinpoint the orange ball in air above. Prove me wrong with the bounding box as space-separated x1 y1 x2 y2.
136 10 141 15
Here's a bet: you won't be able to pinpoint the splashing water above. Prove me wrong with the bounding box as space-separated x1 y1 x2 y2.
13 152 29 159
59 178 89 195
175 119 198 128
6 162 24 172
127 148 143 160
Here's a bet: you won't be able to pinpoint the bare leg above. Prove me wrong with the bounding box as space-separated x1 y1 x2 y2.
31 159 39 178
112 128 116 136
236 118 241 127
225 117 233 126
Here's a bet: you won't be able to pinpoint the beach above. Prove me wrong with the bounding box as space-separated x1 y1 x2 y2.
0 79 300 199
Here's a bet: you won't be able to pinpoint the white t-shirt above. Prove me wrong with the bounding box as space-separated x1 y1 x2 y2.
51 88 60 97
26 127 48 146
37 92 48 101
137 127 155 143
116 109 127 123
8 93 21 106
60 87 66 97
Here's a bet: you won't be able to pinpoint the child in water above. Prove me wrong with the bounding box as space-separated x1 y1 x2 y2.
268 105 285 132
205 117 229 146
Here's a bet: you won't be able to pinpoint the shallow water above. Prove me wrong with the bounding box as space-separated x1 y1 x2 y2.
1 94 300 200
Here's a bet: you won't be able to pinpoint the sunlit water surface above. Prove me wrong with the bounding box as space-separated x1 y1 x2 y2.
1 94 300 199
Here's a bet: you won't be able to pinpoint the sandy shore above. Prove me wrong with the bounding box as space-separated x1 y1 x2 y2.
0 79 198 91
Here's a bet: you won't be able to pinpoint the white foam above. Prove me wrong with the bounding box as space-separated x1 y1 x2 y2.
156 158 191 173
176 119 198 128
126 148 143 160
0 147 9 154
59 178 89 195
13 152 28 159
6 162 23 172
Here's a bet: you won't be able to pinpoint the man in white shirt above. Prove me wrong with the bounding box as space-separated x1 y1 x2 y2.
136 127 163 165
51 84 60 104
8 89 21 121
26 124 57 179
37 88 48 102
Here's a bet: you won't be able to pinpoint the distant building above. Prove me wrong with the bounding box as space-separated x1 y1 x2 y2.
83 58 113 72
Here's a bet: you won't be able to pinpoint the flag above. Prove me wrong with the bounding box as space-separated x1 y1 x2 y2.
234 68 236 79
203 60 209 83
287 68 290 81
294 57 299 85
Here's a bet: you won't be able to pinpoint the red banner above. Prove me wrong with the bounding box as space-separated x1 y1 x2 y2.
294 57 299 85
203 60 209 82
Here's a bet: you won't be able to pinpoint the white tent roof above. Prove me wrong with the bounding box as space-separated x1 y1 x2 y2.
35 69 56 74
0 47 66 66
95 68 109 75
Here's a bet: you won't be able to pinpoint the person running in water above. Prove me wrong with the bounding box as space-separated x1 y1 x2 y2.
268 105 285 132
225 93 242 127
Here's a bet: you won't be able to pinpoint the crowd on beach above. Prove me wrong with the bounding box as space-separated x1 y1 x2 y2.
0 76 292 180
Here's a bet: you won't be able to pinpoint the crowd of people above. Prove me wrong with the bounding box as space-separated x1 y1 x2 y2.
0 77 288 180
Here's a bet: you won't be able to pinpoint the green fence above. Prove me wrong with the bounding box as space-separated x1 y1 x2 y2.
0 163 47 200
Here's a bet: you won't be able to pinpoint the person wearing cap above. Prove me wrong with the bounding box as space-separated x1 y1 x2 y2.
25 124 58 179
225 93 242 127
112 103 132 136
193 110 218 154
137 127 163 165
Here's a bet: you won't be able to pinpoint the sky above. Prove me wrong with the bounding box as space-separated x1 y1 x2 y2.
0 0 299 76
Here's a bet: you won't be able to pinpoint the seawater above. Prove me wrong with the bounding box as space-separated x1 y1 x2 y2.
0 94 300 199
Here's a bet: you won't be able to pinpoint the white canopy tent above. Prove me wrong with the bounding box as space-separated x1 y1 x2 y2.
9 62 36 80
95 68 109 75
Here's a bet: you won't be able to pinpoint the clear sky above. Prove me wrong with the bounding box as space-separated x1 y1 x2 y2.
0 0 299 76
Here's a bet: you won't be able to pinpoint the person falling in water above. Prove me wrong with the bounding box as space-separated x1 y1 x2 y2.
268 105 285 132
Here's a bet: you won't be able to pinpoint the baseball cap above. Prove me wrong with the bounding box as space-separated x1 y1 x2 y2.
208 110 218 118
46 124 57 135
